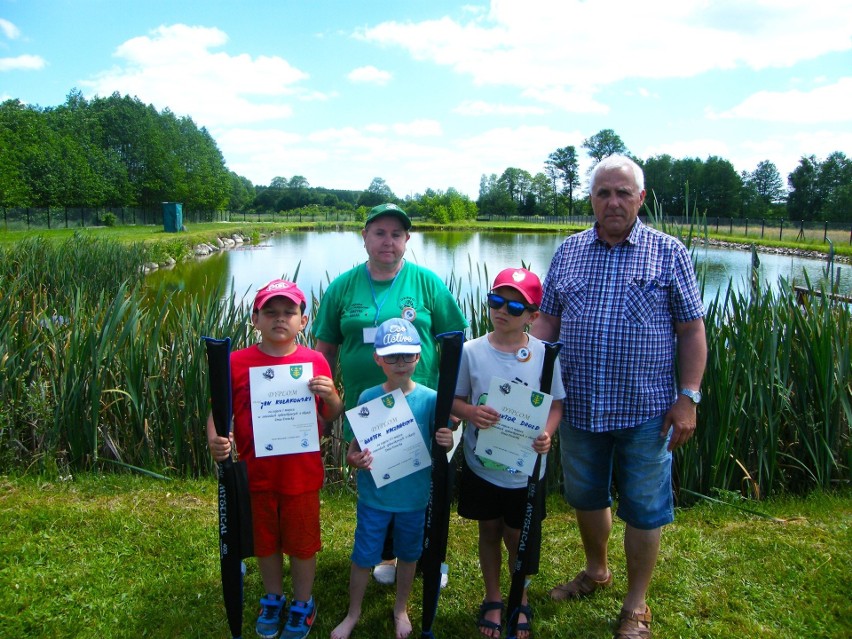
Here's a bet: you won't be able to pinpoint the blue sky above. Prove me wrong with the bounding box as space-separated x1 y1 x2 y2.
2 0 851 199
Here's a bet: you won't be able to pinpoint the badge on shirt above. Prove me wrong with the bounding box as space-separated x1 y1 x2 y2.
402 306 416 322
363 327 378 343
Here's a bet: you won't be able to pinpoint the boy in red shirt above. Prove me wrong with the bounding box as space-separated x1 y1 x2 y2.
208 279 343 639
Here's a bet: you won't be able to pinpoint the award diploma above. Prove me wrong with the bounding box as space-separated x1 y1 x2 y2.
475 377 552 477
250 362 319 457
347 388 432 488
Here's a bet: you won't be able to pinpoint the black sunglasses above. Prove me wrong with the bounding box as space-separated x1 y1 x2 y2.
487 293 534 317
381 353 418 364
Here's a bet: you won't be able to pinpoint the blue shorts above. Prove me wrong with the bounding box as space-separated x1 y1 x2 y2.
351 501 425 568
559 416 674 530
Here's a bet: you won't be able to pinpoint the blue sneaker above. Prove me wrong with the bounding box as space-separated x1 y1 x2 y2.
256 593 286 638
280 597 317 639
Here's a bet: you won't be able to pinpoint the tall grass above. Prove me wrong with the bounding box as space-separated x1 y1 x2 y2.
1 233 849 500
650 194 851 500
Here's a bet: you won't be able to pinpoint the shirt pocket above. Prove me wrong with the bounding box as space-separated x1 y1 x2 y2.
557 277 587 320
623 281 662 326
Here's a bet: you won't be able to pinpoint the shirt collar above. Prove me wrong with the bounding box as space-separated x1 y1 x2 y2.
591 217 645 247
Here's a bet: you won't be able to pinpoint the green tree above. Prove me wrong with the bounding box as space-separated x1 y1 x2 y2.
477 173 514 216
498 167 533 211
787 155 821 221
582 129 628 164
545 145 580 215
357 177 395 208
817 152 852 222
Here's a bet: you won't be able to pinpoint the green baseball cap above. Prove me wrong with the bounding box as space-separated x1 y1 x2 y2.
365 203 411 230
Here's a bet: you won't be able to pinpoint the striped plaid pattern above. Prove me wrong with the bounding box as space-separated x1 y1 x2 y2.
540 220 704 432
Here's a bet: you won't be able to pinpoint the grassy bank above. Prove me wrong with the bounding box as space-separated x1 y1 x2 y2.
0 218 849 262
1 474 849 638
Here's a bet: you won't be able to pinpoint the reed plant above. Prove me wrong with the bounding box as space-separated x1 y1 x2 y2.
1 233 849 501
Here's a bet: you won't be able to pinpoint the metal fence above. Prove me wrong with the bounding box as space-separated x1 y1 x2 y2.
0 207 230 230
4 207 851 244
479 214 852 245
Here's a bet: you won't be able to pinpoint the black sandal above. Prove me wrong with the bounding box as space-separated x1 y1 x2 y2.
512 603 533 637
477 600 505 636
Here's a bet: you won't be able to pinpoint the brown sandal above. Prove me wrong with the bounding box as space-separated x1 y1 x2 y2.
549 570 613 601
614 605 652 638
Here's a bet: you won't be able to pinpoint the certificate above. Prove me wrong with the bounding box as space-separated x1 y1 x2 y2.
474 377 552 477
250 362 319 457
346 388 432 488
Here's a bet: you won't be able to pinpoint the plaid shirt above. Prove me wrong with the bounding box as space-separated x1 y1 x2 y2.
540 219 704 432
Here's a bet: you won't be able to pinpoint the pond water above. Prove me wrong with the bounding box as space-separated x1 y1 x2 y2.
147 230 851 308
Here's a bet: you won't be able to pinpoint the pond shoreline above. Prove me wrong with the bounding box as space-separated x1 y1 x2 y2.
703 237 851 264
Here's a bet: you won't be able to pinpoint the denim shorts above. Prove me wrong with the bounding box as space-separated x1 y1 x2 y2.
351 501 425 568
559 416 674 530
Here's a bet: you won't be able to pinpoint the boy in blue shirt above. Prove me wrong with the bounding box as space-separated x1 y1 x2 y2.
331 318 454 639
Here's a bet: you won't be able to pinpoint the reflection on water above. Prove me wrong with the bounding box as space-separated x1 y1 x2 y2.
146 230 850 308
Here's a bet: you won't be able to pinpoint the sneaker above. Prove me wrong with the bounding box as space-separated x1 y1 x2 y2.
440 572 449 590
373 561 396 585
281 597 317 639
256 593 286 638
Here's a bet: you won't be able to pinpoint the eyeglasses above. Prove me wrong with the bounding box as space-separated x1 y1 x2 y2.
381 353 418 364
487 293 534 317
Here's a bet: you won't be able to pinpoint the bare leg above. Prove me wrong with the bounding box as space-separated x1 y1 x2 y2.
478 519 504 638
257 553 285 596
576 508 612 581
330 564 370 639
622 524 661 613
393 560 417 639
289 554 316 602
502 525 533 639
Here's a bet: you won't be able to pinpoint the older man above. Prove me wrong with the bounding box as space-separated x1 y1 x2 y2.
532 155 706 638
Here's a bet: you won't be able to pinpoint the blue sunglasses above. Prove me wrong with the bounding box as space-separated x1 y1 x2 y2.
487 293 535 317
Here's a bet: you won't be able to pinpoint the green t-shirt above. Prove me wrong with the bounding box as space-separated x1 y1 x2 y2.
312 260 467 438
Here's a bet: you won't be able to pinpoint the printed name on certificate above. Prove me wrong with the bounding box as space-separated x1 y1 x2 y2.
250 362 319 457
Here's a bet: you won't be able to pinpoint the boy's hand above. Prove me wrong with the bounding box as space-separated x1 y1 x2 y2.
308 375 337 400
435 427 454 451
532 431 551 454
469 405 500 430
347 446 373 470
208 434 233 462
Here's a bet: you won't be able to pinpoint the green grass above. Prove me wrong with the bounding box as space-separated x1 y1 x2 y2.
1 474 849 638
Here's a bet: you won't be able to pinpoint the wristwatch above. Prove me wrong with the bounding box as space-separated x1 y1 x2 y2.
680 388 702 404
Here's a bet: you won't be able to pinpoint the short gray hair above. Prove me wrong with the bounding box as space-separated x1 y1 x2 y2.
590 154 645 193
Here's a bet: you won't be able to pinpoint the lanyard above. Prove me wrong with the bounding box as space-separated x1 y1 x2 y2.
366 261 403 326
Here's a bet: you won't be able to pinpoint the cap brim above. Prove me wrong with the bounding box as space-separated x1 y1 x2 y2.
375 344 421 356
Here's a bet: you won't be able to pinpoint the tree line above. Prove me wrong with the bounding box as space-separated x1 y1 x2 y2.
478 129 852 223
1 91 848 223
0 91 233 213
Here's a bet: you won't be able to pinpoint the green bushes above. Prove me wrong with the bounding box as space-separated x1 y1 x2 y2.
1 234 849 499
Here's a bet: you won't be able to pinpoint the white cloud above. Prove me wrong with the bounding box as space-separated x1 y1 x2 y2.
712 78 852 123
80 24 312 127
392 119 442 137
0 18 20 40
0 54 46 71
357 1 852 111
347 65 392 85
453 100 548 116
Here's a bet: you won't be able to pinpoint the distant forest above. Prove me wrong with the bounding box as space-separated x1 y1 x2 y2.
1 91 849 223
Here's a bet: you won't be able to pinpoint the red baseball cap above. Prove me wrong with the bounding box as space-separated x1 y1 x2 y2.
491 268 543 307
253 279 306 311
